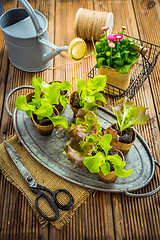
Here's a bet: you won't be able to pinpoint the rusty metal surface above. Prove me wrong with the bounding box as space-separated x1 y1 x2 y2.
12 104 156 194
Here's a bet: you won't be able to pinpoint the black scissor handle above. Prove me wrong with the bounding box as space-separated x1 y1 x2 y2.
31 184 74 221
31 186 59 221
54 189 74 210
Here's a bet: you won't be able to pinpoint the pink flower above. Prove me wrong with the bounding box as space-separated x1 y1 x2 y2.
115 34 123 41
101 26 109 31
107 34 116 42
109 42 115 48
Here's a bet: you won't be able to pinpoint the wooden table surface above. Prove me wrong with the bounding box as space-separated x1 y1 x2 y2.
0 0 160 239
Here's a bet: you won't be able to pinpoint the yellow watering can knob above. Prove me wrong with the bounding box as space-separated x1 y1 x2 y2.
68 38 87 61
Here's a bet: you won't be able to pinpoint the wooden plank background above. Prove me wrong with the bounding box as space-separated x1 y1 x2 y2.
0 0 160 239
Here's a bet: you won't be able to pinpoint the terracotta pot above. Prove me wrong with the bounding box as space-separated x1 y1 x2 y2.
32 107 59 135
49 81 69 112
109 123 136 155
68 91 82 116
98 150 124 183
25 91 59 135
98 64 135 95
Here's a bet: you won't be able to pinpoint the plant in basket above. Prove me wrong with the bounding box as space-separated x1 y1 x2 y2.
68 75 107 116
109 97 149 155
91 26 140 92
64 109 133 183
15 76 72 135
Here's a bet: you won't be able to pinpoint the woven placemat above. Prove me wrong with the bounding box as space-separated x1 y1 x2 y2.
0 134 91 229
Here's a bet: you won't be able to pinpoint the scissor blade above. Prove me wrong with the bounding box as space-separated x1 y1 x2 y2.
3 141 37 188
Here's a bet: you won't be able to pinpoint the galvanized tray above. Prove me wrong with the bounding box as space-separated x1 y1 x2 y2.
5 86 160 197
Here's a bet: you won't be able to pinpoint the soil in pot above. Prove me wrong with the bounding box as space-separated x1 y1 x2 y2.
32 108 58 136
111 124 134 144
70 91 81 108
69 91 82 116
110 123 136 155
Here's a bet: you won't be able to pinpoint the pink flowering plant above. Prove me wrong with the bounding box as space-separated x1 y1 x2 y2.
91 26 140 74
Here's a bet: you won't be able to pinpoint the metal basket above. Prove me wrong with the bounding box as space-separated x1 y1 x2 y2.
87 35 160 99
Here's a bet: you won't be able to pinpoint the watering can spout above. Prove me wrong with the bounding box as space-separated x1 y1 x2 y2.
43 46 68 63
38 36 68 63
39 36 87 64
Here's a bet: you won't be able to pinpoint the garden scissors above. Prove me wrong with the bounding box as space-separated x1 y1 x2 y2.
3 141 74 221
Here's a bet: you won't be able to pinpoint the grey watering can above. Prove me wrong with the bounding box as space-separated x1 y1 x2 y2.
0 0 86 72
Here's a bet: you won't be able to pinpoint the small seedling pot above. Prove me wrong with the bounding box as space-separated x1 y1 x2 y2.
31 107 59 135
98 150 124 183
26 91 59 135
68 91 82 116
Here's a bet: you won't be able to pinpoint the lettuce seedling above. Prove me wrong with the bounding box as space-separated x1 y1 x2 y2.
112 97 149 133
15 76 71 130
83 134 133 178
67 110 102 140
75 75 107 113
32 76 73 112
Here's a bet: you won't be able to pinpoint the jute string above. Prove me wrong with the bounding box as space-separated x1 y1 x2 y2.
0 134 91 229
74 8 110 41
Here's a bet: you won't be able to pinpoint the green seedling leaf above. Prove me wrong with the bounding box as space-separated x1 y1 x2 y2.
76 78 87 96
15 95 35 112
114 163 133 178
49 116 69 129
100 134 112 156
59 95 68 112
88 75 107 90
60 81 73 91
112 97 149 132
95 93 107 104
34 104 53 118
83 152 106 173
100 161 110 176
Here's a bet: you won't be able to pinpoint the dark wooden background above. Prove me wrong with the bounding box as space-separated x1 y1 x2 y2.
0 0 160 239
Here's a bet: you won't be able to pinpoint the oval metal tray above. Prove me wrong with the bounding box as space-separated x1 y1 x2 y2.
11 104 159 197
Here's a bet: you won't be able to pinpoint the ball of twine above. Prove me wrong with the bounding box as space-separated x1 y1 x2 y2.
74 8 113 41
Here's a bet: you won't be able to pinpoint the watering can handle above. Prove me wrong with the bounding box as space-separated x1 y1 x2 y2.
0 0 5 15
18 0 42 35
0 0 42 35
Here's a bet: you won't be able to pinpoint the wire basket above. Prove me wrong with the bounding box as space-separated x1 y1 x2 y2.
87 35 160 99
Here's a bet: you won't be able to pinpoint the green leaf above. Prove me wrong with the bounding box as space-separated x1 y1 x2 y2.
90 51 97 55
95 57 105 68
34 104 53 118
60 81 73 91
15 95 35 112
107 154 123 165
31 76 42 88
44 83 60 105
100 161 110 176
100 134 112 156
83 152 106 173
95 93 107 104
59 95 68 112
76 78 87 96
49 116 69 129
88 75 107 90
123 106 149 130
114 163 133 178
114 64 131 74
112 97 149 132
